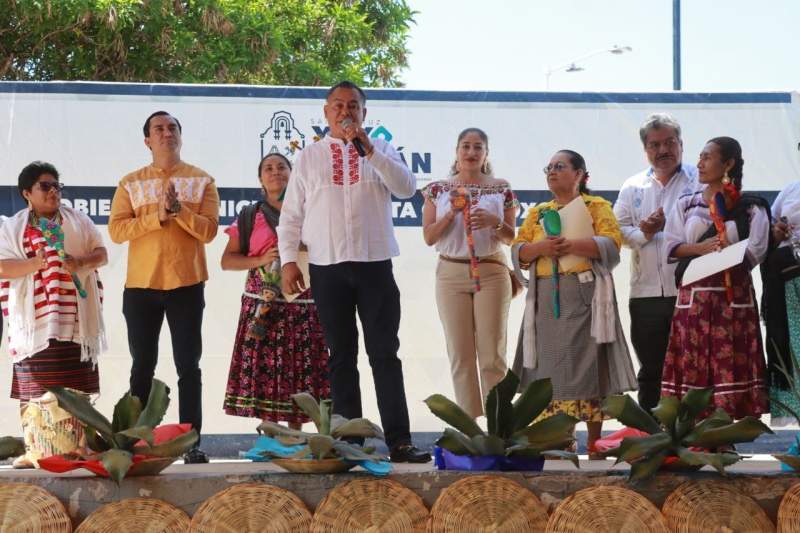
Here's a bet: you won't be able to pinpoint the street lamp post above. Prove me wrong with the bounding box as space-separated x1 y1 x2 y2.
544 45 633 90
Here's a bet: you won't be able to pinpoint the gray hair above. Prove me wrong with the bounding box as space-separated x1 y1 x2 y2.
639 113 682 146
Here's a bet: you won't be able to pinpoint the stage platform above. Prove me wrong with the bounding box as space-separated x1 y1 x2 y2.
1 458 798 528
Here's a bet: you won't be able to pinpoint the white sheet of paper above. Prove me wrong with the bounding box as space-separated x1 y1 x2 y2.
681 238 749 286
282 250 310 302
551 196 595 271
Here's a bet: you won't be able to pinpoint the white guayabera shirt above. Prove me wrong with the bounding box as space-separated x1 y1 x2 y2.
278 136 416 266
613 164 698 298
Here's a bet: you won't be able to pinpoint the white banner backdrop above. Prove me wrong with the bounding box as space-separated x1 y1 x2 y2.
0 83 798 436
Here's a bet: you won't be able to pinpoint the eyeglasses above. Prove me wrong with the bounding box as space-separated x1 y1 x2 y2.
543 162 570 174
36 182 65 193
645 137 680 151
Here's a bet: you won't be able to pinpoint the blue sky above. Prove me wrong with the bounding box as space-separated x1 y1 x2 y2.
400 0 800 92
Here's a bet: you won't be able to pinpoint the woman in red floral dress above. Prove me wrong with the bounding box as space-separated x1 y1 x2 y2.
661 137 769 418
221 153 329 429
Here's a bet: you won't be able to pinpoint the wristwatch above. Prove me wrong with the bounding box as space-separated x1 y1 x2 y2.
494 219 504 231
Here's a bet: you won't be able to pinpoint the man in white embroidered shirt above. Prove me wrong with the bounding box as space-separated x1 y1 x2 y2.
613 113 697 412
279 81 430 463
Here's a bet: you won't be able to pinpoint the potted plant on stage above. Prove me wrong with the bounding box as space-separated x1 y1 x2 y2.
424 370 579 471
36 379 199 483
249 392 391 476
599 389 773 482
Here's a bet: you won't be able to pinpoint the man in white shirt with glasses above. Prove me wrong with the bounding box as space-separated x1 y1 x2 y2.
613 113 698 412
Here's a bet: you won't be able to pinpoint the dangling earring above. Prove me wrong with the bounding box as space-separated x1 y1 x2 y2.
721 172 731 185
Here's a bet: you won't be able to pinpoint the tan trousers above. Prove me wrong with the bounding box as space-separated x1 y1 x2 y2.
435 252 511 418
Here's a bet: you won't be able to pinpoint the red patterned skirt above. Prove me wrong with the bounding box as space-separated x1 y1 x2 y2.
11 340 99 401
661 266 768 419
223 282 330 423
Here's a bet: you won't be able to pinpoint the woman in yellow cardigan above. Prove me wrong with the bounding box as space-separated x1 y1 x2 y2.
512 150 636 458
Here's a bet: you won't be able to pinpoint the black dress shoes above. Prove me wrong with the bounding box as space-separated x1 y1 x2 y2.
389 444 431 463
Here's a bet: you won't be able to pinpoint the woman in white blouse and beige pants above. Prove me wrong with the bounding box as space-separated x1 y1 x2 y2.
422 128 518 418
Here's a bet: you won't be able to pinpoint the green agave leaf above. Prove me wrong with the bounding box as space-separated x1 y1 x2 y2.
436 428 479 456
116 426 154 447
485 370 519 439
681 409 732 444
331 417 384 440
683 417 773 448
511 378 553 432
629 452 667 483
424 394 485 437
290 392 321 430
540 449 580 468
112 393 142 433
512 412 579 447
101 449 133 484
614 433 672 465
307 434 335 459
677 388 713 421
509 437 576 457
774 453 800 471
274 435 306 446
602 395 661 435
135 379 170 429
676 447 741 474
257 421 313 440
470 434 506 456
0 436 25 460
133 429 199 458
85 426 111 453
319 399 332 435
47 386 117 447
331 441 385 462
651 396 680 435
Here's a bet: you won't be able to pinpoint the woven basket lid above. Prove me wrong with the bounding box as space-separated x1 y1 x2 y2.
662 480 774 532
0 482 72 532
428 475 548 532
189 482 311 532
779 483 800 533
75 498 189 532
546 485 669 533
311 478 428 532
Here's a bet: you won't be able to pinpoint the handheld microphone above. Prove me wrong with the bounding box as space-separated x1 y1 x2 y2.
340 117 367 157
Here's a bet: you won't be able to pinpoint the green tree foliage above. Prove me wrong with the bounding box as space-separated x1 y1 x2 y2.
0 0 415 86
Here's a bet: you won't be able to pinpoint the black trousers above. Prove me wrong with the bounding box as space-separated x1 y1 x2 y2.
309 260 411 449
123 282 205 437
629 296 677 412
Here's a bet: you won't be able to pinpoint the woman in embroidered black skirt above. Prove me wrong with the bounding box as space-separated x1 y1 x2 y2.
221 153 329 429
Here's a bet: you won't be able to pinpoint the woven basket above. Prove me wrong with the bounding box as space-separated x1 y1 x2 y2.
272 457 355 474
311 478 428 532
0 482 72 532
546 485 669 532
75 497 189 532
662 480 774 532
779 483 800 533
428 475 548 532
190 482 311 532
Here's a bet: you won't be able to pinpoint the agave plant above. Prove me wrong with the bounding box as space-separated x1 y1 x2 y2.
256 392 386 463
48 379 199 483
601 389 773 482
424 370 579 466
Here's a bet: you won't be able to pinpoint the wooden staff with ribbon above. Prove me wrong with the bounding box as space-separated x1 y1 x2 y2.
451 187 481 292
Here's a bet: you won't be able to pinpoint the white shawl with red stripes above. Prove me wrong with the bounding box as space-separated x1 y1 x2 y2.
0 207 106 363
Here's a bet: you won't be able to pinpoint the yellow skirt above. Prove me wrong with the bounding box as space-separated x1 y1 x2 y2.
535 399 605 423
